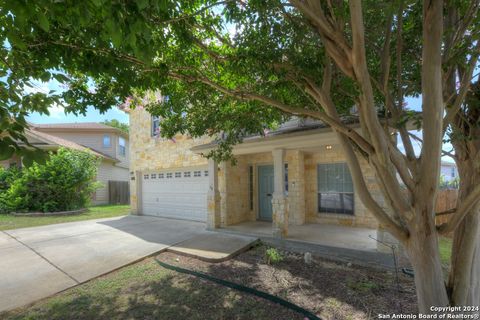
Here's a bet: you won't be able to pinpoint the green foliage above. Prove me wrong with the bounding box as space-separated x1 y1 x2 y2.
0 167 23 213
101 119 129 134
0 166 22 193
439 176 459 190
0 0 477 162
265 247 283 265
1 148 101 213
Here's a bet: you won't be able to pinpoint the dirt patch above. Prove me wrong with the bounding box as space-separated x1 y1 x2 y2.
156 244 418 320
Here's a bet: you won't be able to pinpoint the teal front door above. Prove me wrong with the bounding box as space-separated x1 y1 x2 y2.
258 165 274 221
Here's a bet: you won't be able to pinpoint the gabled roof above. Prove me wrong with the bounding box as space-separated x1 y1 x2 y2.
33 122 113 130
23 128 118 162
32 122 128 138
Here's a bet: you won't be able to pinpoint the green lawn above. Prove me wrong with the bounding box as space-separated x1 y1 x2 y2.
439 236 453 265
0 205 130 231
1 256 302 320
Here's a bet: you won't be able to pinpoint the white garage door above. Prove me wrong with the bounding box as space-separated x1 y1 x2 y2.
141 167 209 221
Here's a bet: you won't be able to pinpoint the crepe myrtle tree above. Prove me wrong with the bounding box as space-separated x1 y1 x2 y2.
1 0 480 311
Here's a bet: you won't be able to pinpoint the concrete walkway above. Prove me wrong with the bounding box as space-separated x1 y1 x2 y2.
221 221 397 269
0 215 257 312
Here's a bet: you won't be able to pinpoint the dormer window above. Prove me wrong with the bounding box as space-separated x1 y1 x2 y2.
152 116 160 137
103 135 111 148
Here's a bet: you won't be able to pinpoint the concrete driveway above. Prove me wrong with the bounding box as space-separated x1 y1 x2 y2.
0 215 207 312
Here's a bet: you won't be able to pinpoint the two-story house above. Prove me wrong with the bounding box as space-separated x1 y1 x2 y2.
128 107 393 249
1 122 130 205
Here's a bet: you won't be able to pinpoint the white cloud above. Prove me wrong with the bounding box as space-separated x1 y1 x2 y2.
48 102 66 119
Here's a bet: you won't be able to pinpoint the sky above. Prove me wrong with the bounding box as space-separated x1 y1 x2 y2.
25 80 129 125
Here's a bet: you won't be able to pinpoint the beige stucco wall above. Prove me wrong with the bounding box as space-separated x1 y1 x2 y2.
128 107 211 214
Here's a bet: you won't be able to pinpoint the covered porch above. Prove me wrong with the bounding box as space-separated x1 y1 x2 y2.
196 124 393 254
223 221 379 252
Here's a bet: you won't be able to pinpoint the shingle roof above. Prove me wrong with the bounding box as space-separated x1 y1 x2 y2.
25 129 118 162
33 122 115 130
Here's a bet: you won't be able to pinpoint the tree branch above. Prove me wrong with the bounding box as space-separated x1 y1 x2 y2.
168 70 376 155
442 41 480 134
438 184 480 234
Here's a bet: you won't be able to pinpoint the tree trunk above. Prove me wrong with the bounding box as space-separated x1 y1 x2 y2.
448 160 480 307
405 219 450 313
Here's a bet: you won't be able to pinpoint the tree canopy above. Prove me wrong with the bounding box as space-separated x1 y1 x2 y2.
101 119 129 134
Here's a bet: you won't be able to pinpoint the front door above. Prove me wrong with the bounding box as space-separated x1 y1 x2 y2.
258 165 274 221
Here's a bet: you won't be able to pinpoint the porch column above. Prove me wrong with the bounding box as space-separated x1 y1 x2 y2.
272 149 288 238
207 158 221 229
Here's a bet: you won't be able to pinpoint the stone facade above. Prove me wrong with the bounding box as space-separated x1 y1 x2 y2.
130 107 381 232
128 107 210 214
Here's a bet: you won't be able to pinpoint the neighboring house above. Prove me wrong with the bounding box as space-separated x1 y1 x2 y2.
0 123 130 205
440 161 458 182
128 107 389 240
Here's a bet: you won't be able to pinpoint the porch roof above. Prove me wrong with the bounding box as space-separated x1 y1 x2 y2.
191 125 354 155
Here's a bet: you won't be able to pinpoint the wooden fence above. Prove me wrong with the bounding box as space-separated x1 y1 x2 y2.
108 181 130 205
435 189 458 226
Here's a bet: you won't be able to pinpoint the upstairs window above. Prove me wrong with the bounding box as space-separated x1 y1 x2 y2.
284 163 288 196
103 135 111 148
119 137 126 156
152 116 160 137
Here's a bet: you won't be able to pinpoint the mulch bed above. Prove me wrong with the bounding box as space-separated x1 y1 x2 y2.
156 244 418 320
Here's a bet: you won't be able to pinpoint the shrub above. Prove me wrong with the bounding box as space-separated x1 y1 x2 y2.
3 148 101 213
0 166 22 192
265 247 283 264
0 167 22 213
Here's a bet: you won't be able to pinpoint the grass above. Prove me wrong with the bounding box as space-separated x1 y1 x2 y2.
0 205 130 231
439 236 453 265
1 257 302 320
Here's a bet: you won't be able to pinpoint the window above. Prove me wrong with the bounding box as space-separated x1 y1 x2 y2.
144 174 149 180
159 173 164 179
284 163 288 196
317 163 354 215
119 137 126 156
175 172 181 178
166 173 173 179
151 174 156 179
152 116 160 137
184 171 191 178
103 135 111 148
248 165 253 210
194 171 201 177
204 170 209 177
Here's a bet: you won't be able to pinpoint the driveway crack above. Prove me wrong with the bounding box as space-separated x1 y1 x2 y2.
1 230 79 284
